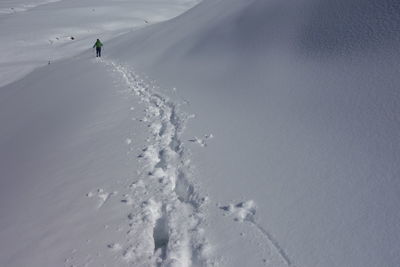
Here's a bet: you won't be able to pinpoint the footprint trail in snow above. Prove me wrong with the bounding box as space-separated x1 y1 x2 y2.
99 60 211 266
85 58 293 267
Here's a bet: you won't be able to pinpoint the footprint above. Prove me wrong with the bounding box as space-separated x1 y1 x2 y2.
188 134 213 147
220 200 256 222
129 179 145 189
121 194 134 205
153 212 169 261
107 243 122 252
86 188 117 209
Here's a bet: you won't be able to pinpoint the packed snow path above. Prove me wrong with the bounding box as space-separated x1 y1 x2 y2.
99 59 296 267
97 59 210 266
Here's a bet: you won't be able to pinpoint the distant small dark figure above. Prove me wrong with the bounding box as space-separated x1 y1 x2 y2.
93 39 103 57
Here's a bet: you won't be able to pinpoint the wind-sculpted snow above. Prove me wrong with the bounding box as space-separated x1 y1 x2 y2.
300 0 400 55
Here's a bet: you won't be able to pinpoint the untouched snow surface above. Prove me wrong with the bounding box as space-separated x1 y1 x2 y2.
1 0 400 266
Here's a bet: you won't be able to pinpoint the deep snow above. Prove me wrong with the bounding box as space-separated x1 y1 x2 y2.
1 0 400 266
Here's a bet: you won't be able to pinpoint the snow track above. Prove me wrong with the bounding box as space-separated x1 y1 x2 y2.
252 222 293 266
220 200 294 267
102 60 210 267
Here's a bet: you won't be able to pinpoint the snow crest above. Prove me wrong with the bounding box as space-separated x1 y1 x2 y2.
101 60 211 266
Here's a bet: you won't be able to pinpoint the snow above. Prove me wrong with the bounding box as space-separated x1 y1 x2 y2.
0 0 61 15
105 0 400 266
1 0 400 266
0 0 200 87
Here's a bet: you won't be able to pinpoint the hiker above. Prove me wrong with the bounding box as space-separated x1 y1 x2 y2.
93 39 103 57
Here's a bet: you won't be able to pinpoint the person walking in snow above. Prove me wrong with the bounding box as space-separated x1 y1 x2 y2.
93 39 103 57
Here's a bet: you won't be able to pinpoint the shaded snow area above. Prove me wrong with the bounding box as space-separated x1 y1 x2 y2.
1 0 400 267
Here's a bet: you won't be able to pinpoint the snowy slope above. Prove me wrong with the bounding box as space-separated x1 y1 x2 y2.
0 55 210 267
0 0 199 87
1 0 400 267
105 0 400 266
1 0 208 266
0 56 148 266
0 0 61 15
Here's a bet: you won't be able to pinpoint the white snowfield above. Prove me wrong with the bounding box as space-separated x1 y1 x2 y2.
0 0 199 87
1 0 400 266
0 0 61 15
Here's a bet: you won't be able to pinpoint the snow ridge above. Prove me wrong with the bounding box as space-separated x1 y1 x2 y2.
104 59 210 267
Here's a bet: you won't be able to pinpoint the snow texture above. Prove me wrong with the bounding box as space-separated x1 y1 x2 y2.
1 0 400 266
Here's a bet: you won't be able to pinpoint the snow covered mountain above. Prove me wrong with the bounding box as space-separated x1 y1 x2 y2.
1 0 400 266
107 0 400 265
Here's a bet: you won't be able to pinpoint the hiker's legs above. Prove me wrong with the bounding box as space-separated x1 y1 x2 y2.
96 47 101 57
